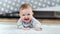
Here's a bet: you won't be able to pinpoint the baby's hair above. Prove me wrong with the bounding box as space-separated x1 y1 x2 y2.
19 3 32 11
19 3 34 15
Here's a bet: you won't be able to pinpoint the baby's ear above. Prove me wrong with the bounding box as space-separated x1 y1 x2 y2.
32 12 34 15
18 13 21 17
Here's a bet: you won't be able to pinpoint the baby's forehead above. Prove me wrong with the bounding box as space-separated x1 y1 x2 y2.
20 8 32 12
21 10 32 14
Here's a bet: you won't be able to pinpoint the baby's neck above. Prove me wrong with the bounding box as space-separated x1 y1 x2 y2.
23 21 31 24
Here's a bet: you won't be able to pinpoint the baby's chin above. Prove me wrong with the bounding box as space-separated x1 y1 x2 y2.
24 20 30 23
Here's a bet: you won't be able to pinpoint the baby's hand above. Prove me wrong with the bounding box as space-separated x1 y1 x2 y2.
33 28 42 31
22 27 30 30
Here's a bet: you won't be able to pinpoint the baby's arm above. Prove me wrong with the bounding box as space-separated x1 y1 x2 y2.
17 18 23 29
33 23 42 31
32 17 42 31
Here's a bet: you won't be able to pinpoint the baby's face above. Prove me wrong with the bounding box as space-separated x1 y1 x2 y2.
19 8 33 23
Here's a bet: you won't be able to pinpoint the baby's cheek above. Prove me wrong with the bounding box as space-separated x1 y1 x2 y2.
30 17 32 19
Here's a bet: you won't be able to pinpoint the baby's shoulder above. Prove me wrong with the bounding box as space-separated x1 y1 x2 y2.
17 18 22 23
32 17 40 23
32 17 38 21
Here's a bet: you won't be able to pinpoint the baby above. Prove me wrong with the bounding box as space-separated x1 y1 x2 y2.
17 3 42 31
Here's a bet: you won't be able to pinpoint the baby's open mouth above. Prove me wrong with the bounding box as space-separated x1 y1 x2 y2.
24 18 29 21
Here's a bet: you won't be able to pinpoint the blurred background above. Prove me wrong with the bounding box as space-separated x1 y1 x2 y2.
0 0 60 34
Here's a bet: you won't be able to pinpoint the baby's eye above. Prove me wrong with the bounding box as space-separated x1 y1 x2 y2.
22 14 25 16
27 14 30 15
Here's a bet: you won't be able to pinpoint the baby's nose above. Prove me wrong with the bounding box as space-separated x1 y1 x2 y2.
25 15 28 18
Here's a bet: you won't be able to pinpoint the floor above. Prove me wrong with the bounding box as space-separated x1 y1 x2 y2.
0 22 60 34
